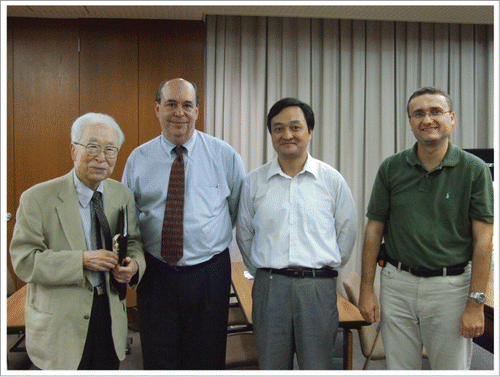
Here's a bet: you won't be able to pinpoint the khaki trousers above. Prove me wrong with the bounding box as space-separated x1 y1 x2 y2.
380 262 473 370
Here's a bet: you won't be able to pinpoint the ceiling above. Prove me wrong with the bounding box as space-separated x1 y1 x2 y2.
6 4 495 25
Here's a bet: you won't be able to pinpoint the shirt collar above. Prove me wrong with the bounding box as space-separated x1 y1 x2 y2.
406 141 460 169
73 170 104 208
267 153 318 180
161 130 197 158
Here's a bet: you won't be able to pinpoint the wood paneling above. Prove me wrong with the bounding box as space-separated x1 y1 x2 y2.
7 17 205 293
7 21 19 291
79 18 139 181
12 18 79 197
10 18 80 290
138 20 206 144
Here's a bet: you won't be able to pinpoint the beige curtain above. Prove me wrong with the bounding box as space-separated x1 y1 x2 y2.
205 15 494 292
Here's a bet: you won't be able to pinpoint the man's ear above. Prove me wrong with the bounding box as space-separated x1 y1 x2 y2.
70 143 76 162
450 111 458 133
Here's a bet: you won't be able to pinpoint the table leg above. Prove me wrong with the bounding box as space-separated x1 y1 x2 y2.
342 328 353 370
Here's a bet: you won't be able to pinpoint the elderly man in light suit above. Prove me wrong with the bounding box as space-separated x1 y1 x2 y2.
10 113 145 370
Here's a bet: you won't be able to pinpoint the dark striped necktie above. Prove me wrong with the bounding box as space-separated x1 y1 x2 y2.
161 146 185 266
91 190 112 251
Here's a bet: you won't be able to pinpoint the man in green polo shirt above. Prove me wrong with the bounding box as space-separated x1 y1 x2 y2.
358 87 493 370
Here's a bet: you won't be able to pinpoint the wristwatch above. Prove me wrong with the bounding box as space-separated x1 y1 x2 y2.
468 292 487 304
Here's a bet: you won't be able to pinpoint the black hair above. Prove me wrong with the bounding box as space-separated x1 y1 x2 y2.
266 97 315 133
407 87 452 117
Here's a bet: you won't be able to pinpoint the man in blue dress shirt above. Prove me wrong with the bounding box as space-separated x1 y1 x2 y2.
122 78 246 369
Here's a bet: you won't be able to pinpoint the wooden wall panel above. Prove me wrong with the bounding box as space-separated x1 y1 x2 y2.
79 18 139 181
7 17 206 293
7 22 18 292
138 20 206 144
10 18 79 290
12 18 79 197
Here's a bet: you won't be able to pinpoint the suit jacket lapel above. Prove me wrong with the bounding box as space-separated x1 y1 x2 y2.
56 171 92 283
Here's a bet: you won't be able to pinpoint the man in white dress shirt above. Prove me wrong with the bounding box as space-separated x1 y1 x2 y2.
236 97 357 369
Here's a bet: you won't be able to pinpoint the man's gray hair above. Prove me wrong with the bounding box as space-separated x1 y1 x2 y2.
71 113 125 148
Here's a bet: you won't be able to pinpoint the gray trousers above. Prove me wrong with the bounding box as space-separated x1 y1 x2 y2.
252 268 339 370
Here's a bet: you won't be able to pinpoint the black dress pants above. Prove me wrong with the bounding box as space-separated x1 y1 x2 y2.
78 288 120 370
138 249 231 370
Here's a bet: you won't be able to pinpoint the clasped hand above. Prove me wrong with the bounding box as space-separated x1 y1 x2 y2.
83 250 138 284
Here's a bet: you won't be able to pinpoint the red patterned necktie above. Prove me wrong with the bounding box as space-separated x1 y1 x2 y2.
161 146 185 266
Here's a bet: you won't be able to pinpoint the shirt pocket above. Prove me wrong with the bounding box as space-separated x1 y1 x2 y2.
192 186 220 219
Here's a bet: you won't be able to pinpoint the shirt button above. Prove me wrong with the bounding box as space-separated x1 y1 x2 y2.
84 315 90 320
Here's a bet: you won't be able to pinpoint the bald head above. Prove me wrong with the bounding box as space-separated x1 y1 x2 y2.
156 78 199 106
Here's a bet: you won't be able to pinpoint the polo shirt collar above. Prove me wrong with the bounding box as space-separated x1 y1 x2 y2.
267 153 318 180
406 141 461 169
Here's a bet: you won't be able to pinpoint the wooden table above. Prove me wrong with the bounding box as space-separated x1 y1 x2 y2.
7 284 28 352
6 283 140 351
231 262 368 369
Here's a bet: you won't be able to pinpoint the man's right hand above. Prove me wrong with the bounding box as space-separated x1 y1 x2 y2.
358 288 380 323
83 249 119 272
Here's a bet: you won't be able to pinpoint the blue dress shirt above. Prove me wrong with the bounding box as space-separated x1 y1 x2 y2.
122 131 246 266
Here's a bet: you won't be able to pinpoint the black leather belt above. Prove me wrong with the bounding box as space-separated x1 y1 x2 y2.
146 249 228 273
386 255 468 278
263 267 338 278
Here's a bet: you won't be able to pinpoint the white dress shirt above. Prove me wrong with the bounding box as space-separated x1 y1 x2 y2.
236 154 357 276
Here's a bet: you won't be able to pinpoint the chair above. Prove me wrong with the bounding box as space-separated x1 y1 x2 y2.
343 271 427 368
228 288 253 334
225 286 258 369
343 272 384 363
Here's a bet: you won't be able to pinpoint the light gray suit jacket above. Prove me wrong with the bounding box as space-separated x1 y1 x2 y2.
10 170 146 370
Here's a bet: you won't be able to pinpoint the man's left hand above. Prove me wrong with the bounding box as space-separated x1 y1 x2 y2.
460 302 485 338
112 257 139 284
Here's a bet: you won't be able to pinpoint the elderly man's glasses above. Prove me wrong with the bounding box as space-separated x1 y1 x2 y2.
410 109 452 120
73 142 119 158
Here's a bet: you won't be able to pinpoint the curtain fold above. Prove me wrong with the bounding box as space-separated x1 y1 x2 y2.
205 15 494 288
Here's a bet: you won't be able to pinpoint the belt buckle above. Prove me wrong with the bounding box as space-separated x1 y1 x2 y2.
408 266 422 277
287 268 303 278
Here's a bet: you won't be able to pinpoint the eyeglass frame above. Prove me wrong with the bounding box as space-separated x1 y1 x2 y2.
73 142 120 158
409 109 453 120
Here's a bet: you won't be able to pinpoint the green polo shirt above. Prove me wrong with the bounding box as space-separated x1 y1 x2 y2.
367 142 493 270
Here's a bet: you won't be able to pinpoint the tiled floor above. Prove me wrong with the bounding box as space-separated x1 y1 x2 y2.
7 327 493 371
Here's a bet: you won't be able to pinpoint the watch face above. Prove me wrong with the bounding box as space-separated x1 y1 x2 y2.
478 293 487 304
470 292 487 304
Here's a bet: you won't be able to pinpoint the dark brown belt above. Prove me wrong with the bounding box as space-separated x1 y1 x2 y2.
263 267 338 278
386 255 468 278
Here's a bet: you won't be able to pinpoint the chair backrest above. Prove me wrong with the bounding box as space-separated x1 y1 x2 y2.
343 271 386 360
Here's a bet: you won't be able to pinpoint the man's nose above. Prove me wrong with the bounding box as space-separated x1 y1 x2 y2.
283 128 293 139
174 104 184 116
422 112 433 124
94 149 107 161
